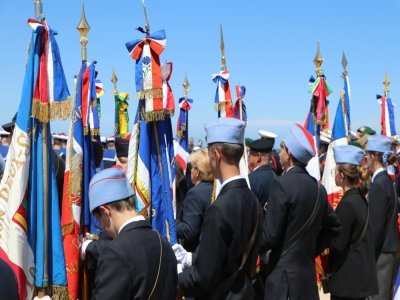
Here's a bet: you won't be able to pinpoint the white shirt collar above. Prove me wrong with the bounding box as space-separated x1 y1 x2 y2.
371 167 385 183
219 175 244 192
253 166 261 172
118 215 146 234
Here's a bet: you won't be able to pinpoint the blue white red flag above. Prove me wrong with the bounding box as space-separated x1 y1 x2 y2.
0 17 68 300
175 96 192 171
321 76 351 208
61 62 98 299
378 94 396 137
126 30 177 244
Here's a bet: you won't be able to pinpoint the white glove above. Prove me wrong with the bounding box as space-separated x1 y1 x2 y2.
172 244 192 267
81 239 93 261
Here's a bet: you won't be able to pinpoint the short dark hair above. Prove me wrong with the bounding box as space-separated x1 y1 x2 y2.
367 151 383 164
209 142 244 164
92 196 136 217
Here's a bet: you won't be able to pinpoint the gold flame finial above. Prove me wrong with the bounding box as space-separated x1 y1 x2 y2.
220 24 227 71
313 42 324 77
111 69 118 94
77 4 90 62
383 70 390 96
183 73 190 98
341 51 348 77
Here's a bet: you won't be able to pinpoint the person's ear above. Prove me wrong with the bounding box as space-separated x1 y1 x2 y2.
99 205 111 217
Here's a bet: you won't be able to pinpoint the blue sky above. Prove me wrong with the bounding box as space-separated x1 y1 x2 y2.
1 1 400 144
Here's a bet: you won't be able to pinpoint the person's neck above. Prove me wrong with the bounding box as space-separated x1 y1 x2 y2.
371 162 384 175
115 211 139 233
341 184 357 194
221 165 241 183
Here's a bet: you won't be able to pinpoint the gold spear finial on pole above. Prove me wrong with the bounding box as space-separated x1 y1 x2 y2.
34 0 43 19
313 42 324 77
220 24 227 71
141 0 150 36
383 70 390 97
183 73 190 98
341 51 348 77
111 69 118 94
77 4 90 62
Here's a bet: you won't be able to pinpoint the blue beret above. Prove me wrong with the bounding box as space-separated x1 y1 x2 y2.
89 168 134 213
205 117 245 145
366 135 392 153
284 123 316 164
333 145 365 166
0 155 4 174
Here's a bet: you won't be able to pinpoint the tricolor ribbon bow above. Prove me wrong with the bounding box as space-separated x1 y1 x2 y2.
212 70 233 117
28 18 71 123
126 30 167 121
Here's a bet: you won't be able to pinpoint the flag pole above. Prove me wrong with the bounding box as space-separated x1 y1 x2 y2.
313 42 324 146
77 5 90 299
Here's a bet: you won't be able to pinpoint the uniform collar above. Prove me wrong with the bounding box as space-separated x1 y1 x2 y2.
371 167 385 183
118 215 146 235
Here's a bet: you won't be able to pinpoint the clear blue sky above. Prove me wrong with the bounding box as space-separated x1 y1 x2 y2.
1 1 400 144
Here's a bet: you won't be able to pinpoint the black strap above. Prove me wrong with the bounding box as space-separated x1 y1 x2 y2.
281 183 321 257
213 205 260 299
350 195 369 248
384 184 397 239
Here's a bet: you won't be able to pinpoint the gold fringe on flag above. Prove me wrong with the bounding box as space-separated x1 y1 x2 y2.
31 98 72 123
143 110 167 123
51 285 71 300
91 128 100 136
136 88 163 100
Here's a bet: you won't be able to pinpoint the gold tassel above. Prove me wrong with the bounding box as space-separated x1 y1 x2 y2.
143 111 167 123
51 285 71 300
31 98 71 123
61 223 74 236
91 128 100 136
136 88 163 100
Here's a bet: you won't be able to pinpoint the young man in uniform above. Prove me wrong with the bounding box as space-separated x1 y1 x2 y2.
88 168 177 300
366 135 400 300
262 123 341 300
175 117 262 299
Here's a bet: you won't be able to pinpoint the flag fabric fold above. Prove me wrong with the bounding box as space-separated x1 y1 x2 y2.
114 92 130 138
378 94 396 137
28 18 71 123
175 96 193 171
234 85 247 122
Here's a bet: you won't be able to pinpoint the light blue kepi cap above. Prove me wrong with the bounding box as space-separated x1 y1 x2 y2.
333 145 365 166
89 168 134 213
205 117 245 145
366 135 392 153
284 123 316 164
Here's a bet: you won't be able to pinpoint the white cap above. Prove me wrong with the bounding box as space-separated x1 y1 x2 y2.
100 136 107 143
258 130 277 139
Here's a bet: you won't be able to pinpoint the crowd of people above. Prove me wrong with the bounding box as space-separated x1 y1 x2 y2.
1 112 400 300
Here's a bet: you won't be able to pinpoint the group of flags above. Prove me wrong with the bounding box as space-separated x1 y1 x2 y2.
3 2 400 300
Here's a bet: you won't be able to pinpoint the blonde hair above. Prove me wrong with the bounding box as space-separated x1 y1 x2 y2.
189 148 213 182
